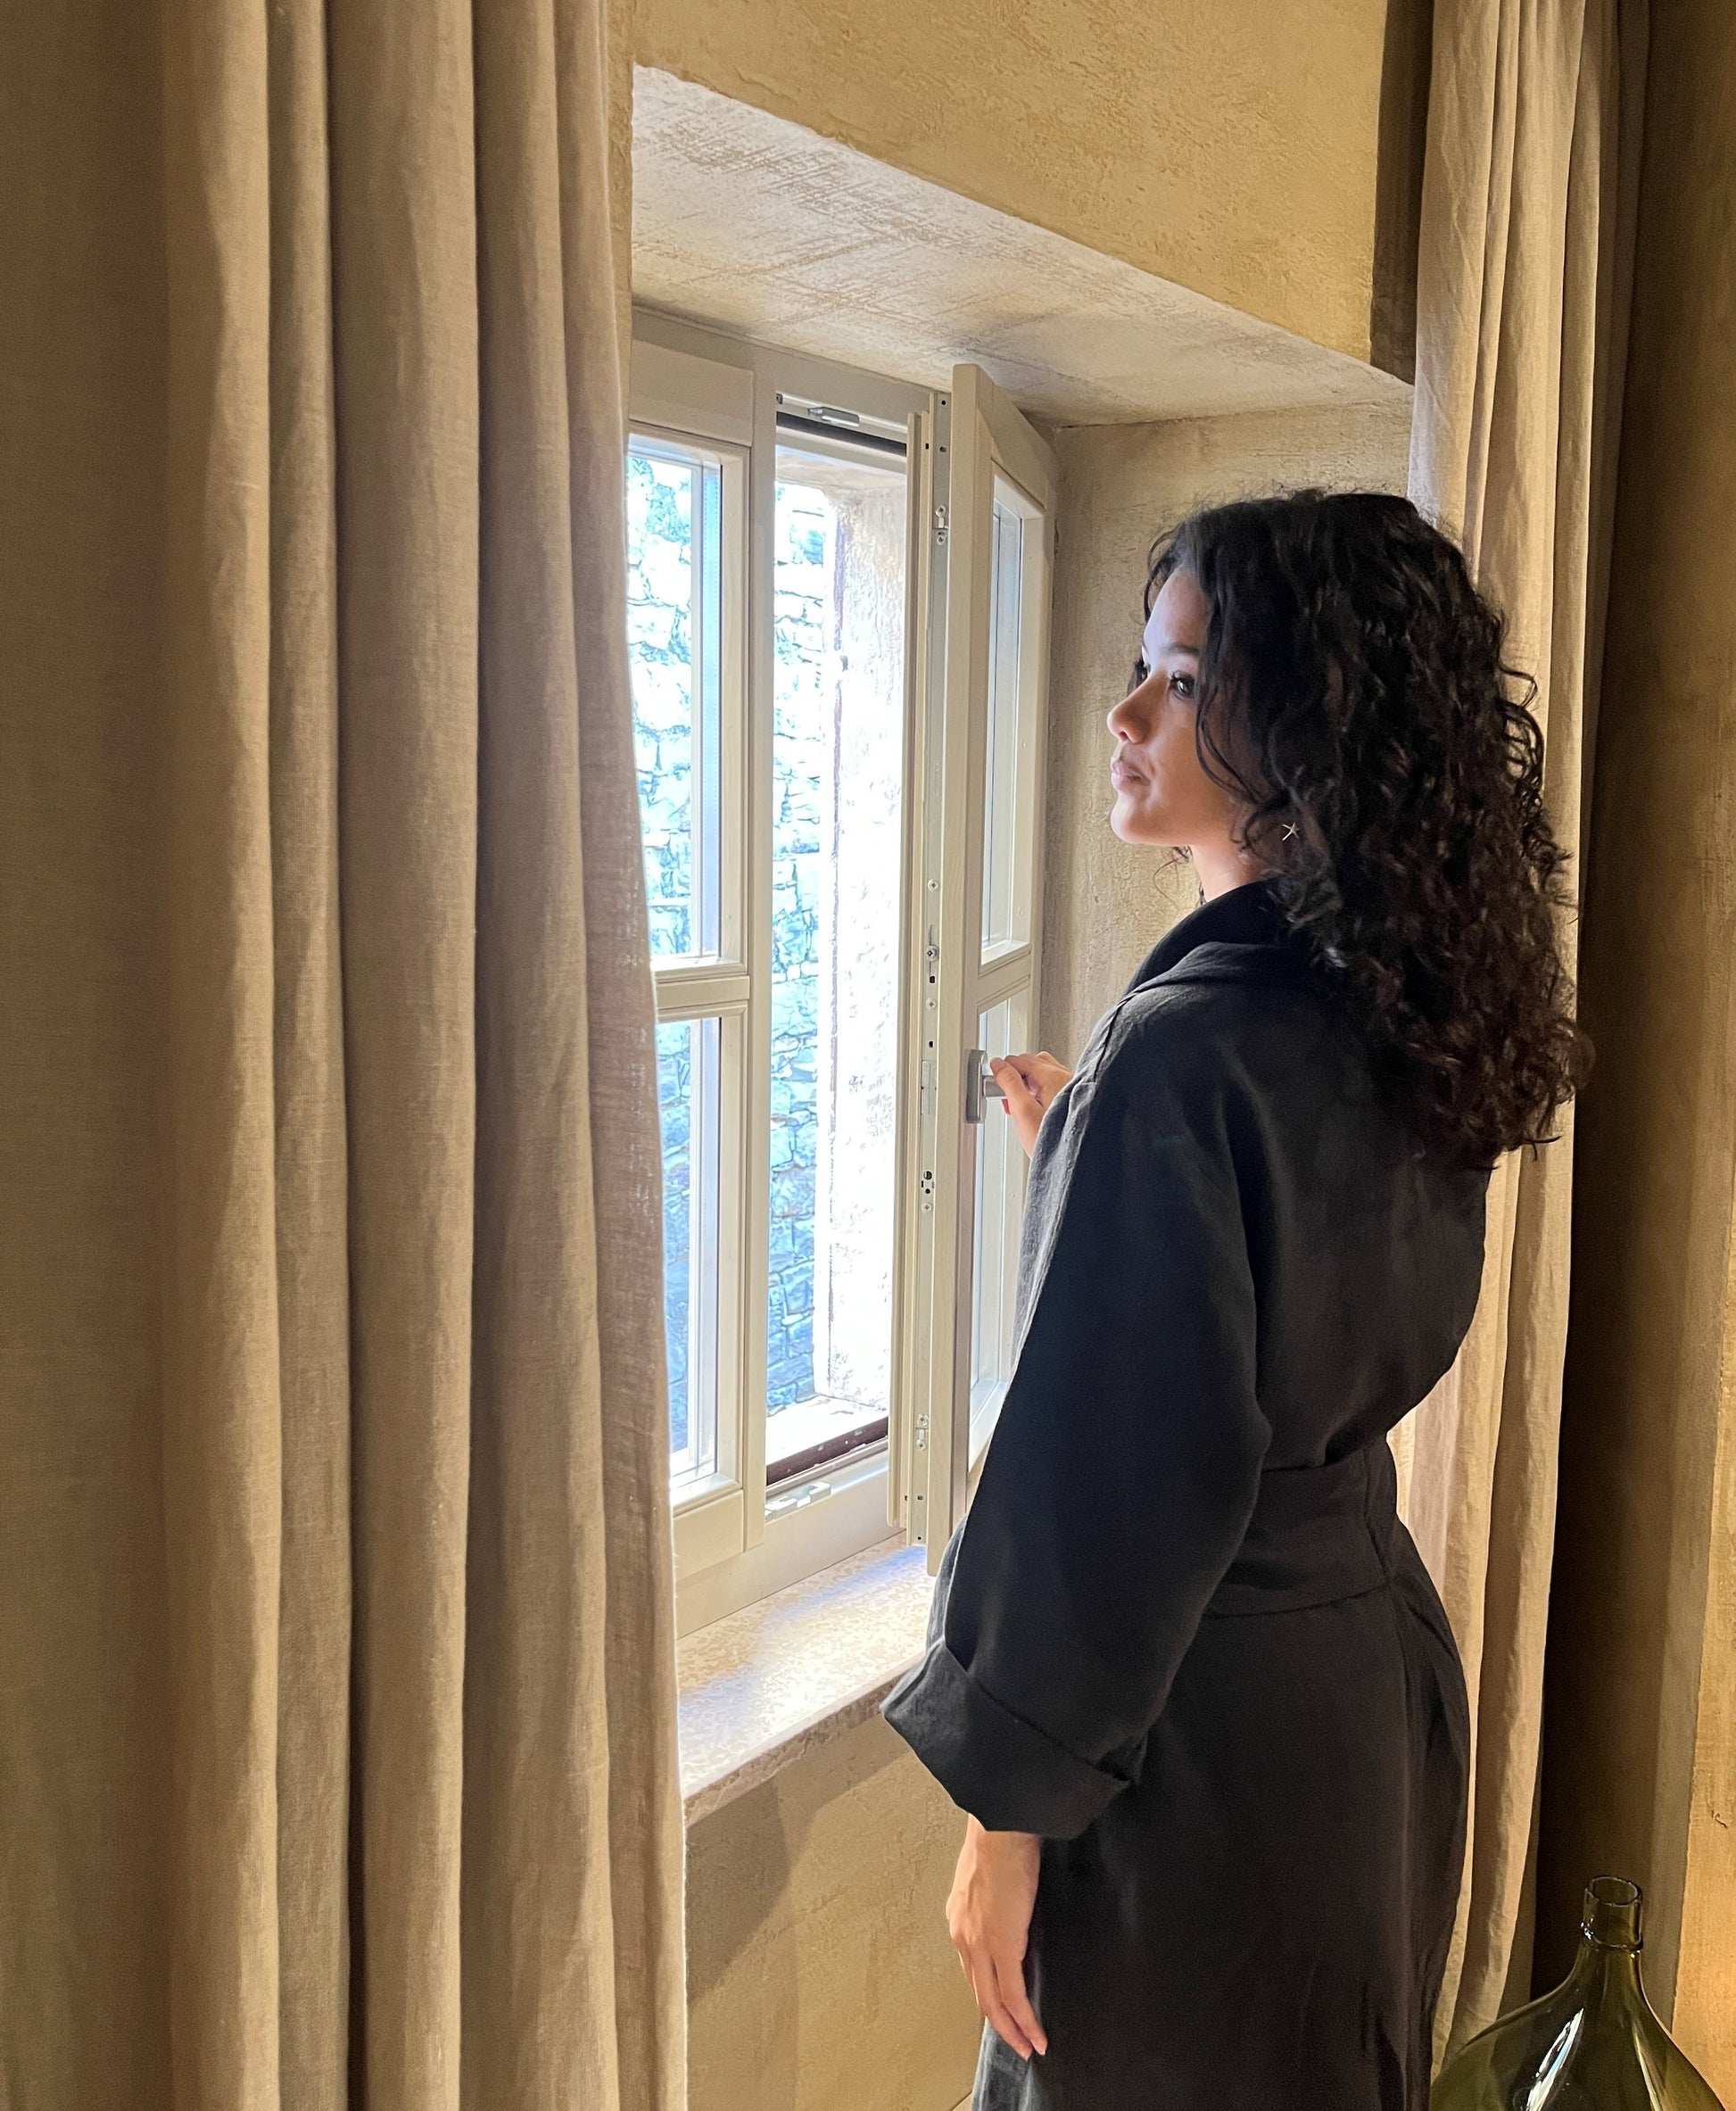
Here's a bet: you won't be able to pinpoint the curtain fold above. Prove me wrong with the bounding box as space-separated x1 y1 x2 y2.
1397 0 1643 2060
1 0 686 2101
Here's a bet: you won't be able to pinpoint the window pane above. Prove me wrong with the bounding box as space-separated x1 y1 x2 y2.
972 990 1030 1425
657 1016 722 1478
982 478 1030 955
767 437 907 1479
627 440 723 960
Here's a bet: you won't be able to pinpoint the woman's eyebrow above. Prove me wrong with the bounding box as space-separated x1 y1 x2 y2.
1144 632 1202 658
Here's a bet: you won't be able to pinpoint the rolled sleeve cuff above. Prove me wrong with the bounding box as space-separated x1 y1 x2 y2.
880 1640 1132 1839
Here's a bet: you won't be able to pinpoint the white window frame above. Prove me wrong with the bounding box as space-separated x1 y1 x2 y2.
896 364 1056 1569
967 467 1051 1465
630 419 749 1531
630 319 1054 1630
632 314 930 1635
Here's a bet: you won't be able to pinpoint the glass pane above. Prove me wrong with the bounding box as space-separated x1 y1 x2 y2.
657 1016 722 1478
766 436 908 1479
982 477 1029 955
972 990 1030 1428
627 440 723 960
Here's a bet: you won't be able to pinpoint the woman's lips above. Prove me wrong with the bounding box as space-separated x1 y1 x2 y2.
1110 757 1144 791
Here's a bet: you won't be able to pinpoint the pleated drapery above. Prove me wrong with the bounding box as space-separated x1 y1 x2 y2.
0 0 686 2104
1396 0 1644 2063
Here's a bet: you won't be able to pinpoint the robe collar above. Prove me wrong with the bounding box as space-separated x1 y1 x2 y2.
1124 873 1327 996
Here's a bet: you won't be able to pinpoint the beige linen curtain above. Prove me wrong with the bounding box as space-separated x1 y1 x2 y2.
1397 0 1644 2061
1 0 684 2106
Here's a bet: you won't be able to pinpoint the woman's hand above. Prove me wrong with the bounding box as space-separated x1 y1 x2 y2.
947 1817 1048 2059
990 1053 1073 1159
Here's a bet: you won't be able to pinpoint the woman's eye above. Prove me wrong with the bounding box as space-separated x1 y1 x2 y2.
1170 672 1195 700
1129 655 1151 690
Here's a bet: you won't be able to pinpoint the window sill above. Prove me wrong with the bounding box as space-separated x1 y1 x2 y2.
677 1535 935 1825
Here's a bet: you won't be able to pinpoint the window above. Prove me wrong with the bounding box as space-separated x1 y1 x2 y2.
897 362 1054 1555
630 321 1054 1629
966 474 1047 1461
764 434 907 1485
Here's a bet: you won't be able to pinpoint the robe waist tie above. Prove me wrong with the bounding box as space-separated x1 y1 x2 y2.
1203 1439 1401 1619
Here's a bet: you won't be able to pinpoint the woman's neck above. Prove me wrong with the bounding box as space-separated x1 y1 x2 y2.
1190 842 1277 900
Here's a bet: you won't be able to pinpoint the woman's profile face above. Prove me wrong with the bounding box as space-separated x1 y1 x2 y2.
1105 567 1244 850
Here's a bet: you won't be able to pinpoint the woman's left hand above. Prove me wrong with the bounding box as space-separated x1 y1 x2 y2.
946 1817 1048 2059
990 1052 1072 1159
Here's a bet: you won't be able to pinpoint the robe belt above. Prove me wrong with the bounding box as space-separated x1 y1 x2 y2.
1203 1439 1400 1618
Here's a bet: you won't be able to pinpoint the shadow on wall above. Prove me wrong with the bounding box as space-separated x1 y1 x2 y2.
1038 400 1415 1061
687 1718 980 2111
688 1766 801 2111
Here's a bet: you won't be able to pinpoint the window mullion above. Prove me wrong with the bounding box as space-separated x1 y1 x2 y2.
652 963 750 1019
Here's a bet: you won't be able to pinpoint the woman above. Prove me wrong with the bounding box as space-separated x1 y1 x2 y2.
880 492 1585 2111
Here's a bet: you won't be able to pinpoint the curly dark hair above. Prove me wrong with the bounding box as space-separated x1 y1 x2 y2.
1143 489 1589 1172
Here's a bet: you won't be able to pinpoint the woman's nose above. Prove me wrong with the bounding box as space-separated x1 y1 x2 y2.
1106 692 1141 742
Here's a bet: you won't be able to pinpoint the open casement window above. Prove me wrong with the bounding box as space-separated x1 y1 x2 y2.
893 365 1056 1573
628 319 1051 1629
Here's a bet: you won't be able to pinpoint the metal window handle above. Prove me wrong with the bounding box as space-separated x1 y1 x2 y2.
964 1049 1006 1123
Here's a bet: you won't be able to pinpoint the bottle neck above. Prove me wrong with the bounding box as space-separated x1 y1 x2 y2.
1565 1879 1651 2016
1568 1931 1645 2006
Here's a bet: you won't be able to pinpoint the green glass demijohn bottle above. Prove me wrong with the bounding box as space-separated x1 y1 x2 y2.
1432 1876 1727 2108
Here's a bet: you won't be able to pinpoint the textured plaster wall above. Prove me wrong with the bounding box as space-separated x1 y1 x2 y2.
1039 402 1414 1063
686 1719 980 2111
1537 1 1736 2087
632 0 1410 368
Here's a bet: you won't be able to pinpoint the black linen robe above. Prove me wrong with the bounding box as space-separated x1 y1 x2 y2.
881 876 1490 2111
